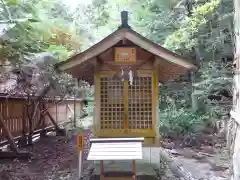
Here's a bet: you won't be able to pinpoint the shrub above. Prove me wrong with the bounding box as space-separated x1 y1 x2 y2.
159 106 210 138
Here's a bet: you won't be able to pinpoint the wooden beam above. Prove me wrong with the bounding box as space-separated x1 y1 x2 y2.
0 122 68 147
125 30 197 69
33 114 43 131
101 57 153 72
58 30 127 71
46 111 61 131
40 103 47 137
0 151 31 159
122 38 128 45
93 57 101 71
57 28 197 72
0 114 19 153
153 57 165 85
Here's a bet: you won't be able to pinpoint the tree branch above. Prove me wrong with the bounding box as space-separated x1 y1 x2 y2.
1 0 12 20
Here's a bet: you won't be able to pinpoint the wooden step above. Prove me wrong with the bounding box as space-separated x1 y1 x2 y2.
101 171 134 180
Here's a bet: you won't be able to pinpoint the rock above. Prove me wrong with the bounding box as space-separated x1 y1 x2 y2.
181 133 201 148
162 142 175 149
192 153 206 160
214 143 222 148
201 146 216 154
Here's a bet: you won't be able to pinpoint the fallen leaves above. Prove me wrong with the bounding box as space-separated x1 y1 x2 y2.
0 130 93 180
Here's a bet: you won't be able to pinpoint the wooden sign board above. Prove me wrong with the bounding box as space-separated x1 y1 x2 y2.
87 137 144 160
77 133 84 151
114 47 136 64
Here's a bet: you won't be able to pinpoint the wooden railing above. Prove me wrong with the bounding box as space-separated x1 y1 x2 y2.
0 96 84 143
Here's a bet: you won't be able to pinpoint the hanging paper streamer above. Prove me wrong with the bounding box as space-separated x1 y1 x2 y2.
121 69 124 81
128 69 133 85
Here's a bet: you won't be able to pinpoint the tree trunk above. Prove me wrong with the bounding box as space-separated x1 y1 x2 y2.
229 0 240 179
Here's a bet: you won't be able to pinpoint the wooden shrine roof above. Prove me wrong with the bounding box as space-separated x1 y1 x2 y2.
56 12 197 85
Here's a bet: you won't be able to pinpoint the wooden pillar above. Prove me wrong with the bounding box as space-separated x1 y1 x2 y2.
74 79 79 128
40 103 47 138
153 57 160 146
46 111 58 129
19 101 27 146
74 99 76 128
93 58 101 136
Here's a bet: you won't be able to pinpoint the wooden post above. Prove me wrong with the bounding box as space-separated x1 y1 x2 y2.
77 133 84 179
132 160 136 180
20 101 27 147
27 103 33 145
56 102 58 124
46 111 61 132
65 101 68 124
100 160 104 180
74 99 76 128
40 103 47 138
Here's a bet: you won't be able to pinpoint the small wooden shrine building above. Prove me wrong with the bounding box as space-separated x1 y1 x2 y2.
56 11 197 146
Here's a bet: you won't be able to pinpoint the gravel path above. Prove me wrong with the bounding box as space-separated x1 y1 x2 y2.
166 146 229 180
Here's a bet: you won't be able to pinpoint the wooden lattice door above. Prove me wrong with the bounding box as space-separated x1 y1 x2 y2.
98 71 155 137
100 74 125 131
128 74 153 132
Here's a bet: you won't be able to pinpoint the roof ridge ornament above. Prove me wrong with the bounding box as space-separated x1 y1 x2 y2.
118 11 131 29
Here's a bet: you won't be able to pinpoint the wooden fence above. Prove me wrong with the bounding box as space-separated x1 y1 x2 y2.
0 96 84 144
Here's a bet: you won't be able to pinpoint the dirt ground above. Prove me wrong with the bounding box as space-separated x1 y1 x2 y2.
0 134 92 180
0 131 230 180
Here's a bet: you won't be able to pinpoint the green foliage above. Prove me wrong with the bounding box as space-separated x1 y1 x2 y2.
164 0 221 51
0 0 91 98
119 0 181 44
159 106 210 138
0 0 86 63
195 60 232 96
46 45 72 61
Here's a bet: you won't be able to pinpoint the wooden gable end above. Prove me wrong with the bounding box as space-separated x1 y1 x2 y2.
56 28 197 85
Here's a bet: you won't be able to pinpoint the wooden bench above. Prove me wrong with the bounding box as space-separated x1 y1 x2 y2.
87 137 144 180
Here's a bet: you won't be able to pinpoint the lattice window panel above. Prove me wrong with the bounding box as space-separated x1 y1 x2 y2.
128 76 153 129
100 76 124 129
